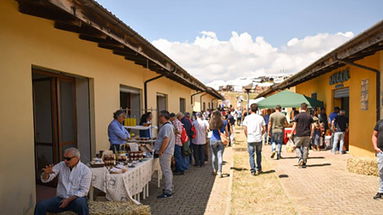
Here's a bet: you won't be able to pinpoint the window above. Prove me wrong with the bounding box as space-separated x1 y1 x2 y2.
180 98 186 113
203 102 206 111
120 85 141 123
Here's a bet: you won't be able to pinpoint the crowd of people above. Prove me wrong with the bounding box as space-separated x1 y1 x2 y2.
34 102 382 215
240 102 382 200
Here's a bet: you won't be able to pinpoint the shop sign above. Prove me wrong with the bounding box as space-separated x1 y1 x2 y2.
329 68 350 85
361 79 368 110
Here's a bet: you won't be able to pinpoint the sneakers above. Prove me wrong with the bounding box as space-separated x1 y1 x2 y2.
157 193 173 199
271 151 276 158
298 160 304 167
373 193 383 200
276 154 281 160
218 172 223 178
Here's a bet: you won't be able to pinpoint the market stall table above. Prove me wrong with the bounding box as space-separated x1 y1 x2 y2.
89 158 162 204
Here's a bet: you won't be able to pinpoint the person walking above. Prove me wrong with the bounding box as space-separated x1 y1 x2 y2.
263 109 272 145
329 107 340 149
243 104 266 175
236 109 242 126
192 112 209 167
181 112 194 164
154 110 175 198
269 105 288 160
332 110 349 154
209 111 229 178
318 107 328 149
372 120 383 199
291 103 314 168
170 113 186 175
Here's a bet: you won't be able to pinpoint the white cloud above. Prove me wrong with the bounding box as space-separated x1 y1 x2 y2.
152 31 354 86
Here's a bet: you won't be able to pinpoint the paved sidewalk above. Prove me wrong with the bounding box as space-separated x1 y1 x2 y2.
264 145 383 215
141 147 233 215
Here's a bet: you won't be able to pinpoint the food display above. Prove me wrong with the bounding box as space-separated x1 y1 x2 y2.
90 157 105 168
103 153 116 167
128 151 144 162
116 151 128 164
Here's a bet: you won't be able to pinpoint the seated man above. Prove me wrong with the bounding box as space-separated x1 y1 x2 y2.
35 147 92 215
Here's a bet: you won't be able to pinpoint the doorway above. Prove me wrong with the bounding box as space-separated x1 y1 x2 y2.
32 69 91 201
120 85 142 122
333 87 350 151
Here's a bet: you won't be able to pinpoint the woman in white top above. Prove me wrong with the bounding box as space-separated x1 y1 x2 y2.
192 112 209 167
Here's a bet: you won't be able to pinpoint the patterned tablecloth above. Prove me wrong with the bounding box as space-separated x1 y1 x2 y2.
90 158 161 204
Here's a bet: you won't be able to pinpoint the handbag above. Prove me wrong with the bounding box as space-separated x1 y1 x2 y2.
219 130 229 146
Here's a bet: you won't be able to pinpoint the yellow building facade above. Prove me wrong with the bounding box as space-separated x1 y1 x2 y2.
295 51 383 157
0 1 222 214
256 21 383 159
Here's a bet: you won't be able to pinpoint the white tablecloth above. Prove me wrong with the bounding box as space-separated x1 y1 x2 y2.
90 158 161 203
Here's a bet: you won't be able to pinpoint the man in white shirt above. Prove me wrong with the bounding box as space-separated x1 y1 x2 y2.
243 104 266 176
192 112 209 167
35 148 92 215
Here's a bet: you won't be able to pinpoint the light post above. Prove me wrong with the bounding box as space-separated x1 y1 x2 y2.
243 84 253 112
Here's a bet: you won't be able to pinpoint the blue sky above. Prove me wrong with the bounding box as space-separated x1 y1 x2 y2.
96 0 382 46
95 0 382 85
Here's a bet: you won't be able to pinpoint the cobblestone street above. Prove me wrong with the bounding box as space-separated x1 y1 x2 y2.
266 147 383 215
143 128 383 215
141 147 233 215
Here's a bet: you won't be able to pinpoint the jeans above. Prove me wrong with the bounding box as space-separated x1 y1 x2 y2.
271 132 283 156
174 145 185 172
378 152 383 193
159 153 173 194
248 142 262 172
313 133 321 146
189 136 194 164
332 132 345 153
294 136 310 164
182 141 190 170
210 139 224 173
35 196 88 215
193 144 205 166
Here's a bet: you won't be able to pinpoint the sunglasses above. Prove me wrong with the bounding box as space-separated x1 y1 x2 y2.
63 156 75 161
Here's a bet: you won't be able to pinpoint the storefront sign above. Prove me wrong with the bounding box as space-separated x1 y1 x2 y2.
360 79 368 110
329 68 350 85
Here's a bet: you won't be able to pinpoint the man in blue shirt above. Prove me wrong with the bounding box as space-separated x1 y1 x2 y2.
108 110 130 153
329 107 340 125
328 107 340 150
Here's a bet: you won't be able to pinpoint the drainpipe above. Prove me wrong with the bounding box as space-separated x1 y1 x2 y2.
200 93 208 111
337 58 381 121
191 91 204 108
144 75 164 113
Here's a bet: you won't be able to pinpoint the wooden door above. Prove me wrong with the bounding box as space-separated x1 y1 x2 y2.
33 71 77 180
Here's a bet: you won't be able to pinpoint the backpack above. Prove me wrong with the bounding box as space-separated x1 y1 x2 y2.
181 126 189 144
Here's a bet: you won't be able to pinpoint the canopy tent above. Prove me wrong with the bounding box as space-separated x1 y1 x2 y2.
249 97 265 105
256 90 324 109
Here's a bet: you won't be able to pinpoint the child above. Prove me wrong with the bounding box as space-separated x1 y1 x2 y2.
312 119 322 151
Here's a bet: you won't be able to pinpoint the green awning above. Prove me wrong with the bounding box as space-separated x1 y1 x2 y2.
256 90 324 109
